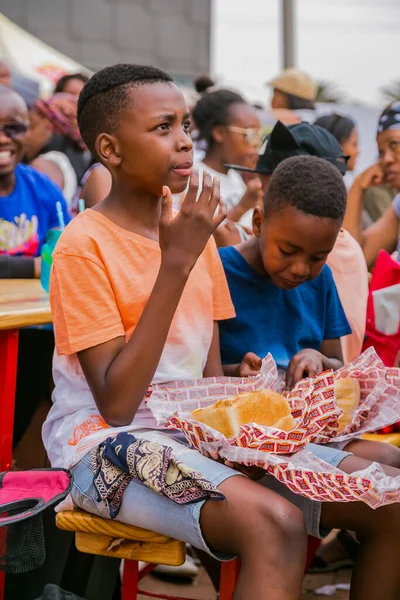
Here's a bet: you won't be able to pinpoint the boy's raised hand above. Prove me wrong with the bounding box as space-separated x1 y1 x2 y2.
159 169 226 273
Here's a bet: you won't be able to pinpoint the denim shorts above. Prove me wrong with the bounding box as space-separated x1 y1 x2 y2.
70 431 351 560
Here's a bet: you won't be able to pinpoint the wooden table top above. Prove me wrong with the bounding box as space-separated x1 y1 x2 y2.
0 279 52 330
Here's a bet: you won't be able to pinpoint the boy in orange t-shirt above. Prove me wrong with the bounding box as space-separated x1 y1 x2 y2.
43 65 400 600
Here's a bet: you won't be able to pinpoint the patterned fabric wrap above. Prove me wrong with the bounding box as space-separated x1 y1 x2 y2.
377 101 400 133
148 349 400 509
34 93 86 150
90 432 225 518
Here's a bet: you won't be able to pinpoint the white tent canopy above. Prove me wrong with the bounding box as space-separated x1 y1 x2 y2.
0 13 91 98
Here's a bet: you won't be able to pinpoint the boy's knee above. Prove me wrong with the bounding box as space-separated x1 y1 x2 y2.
253 497 307 545
264 497 307 543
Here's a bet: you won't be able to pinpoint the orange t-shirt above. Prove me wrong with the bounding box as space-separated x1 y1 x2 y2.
43 209 235 467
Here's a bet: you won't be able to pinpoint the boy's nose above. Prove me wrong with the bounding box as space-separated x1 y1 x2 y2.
176 132 193 153
290 260 310 279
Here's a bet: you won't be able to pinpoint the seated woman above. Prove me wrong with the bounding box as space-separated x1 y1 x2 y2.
191 89 264 245
24 94 90 207
314 113 359 175
344 103 400 267
53 72 89 98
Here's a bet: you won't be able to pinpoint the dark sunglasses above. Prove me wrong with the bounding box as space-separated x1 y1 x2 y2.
0 122 29 139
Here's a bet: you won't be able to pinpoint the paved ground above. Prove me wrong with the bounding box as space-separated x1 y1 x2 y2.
137 566 351 599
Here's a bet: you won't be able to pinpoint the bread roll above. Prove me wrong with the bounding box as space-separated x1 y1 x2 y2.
335 377 360 432
190 389 295 438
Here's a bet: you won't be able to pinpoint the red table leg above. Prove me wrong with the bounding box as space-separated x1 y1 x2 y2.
0 329 19 473
0 328 19 600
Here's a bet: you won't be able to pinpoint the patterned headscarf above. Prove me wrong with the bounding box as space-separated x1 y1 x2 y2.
377 101 400 134
34 93 86 150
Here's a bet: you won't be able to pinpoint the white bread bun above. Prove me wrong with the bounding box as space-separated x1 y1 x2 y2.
335 377 361 432
191 389 295 438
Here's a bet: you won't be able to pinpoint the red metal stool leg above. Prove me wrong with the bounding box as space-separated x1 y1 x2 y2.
220 558 240 600
0 329 19 472
122 559 139 600
305 536 321 570
0 329 19 600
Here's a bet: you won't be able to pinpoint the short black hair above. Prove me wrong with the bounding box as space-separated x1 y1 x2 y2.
264 155 347 220
192 89 246 149
54 73 89 94
77 64 173 155
314 114 356 145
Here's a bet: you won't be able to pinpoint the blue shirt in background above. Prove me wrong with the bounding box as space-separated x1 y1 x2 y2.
218 246 351 369
0 164 70 257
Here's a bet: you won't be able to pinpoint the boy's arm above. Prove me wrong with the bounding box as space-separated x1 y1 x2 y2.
320 338 344 371
78 174 226 427
203 323 224 378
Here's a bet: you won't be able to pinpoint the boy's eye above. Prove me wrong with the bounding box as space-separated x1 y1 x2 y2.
279 248 295 257
157 123 170 131
183 121 191 132
311 255 327 263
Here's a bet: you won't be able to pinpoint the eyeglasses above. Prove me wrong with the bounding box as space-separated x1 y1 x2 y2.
226 125 264 146
0 122 29 140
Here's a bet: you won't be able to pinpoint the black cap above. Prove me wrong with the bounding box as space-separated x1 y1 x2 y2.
226 121 349 176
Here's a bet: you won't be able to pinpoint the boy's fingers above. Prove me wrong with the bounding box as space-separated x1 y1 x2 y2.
182 168 199 207
208 176 221 215
159 186 173 228
213 200 227 228
197 169 213 207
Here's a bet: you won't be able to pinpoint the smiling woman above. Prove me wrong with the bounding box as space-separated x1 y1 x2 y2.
344 102 400 267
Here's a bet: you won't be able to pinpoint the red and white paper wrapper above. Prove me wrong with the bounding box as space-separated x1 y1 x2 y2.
148 349 400 508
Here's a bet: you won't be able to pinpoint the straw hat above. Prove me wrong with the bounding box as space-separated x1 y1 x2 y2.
268 68 317 101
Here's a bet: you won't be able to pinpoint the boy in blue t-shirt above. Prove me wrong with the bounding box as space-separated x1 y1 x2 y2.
219 154 350 389
0 85 70 279
0 85 70 448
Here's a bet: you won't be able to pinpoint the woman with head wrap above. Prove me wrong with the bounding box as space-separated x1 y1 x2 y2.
343 102 400 268
24 93 90 207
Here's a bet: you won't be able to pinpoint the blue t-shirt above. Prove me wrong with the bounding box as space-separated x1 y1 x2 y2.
218 246 351 369
0 164 70 257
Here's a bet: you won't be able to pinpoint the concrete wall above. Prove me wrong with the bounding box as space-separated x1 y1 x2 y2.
2 0 211 81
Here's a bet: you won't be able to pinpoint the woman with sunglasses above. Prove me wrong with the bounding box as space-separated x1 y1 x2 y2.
344 103 400 268
192 89 263 244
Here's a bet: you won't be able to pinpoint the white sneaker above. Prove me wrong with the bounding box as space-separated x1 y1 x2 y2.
152 553 199 579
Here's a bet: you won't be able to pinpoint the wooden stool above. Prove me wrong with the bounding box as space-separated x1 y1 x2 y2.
56 509 238 600
362 432 400 446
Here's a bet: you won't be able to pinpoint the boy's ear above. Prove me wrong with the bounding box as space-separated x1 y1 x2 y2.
96 133 121 168
252 205 264 237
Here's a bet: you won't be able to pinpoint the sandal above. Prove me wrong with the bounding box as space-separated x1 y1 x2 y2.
308 530 359 573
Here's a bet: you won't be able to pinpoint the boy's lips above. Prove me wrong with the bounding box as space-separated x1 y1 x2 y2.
173 162 193 177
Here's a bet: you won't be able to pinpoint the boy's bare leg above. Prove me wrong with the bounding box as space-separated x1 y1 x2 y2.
343 439 400 470
321 454 400 600
200 476 307 600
